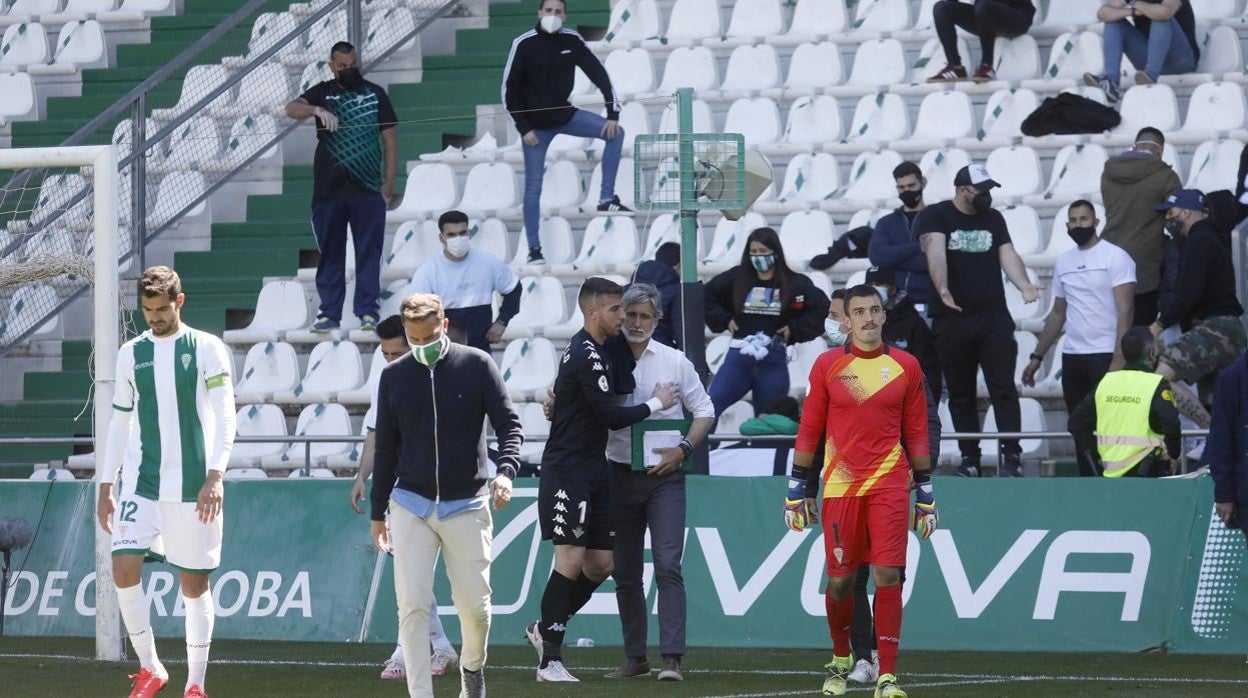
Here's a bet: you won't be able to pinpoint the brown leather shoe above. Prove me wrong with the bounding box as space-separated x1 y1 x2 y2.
604 657 650 678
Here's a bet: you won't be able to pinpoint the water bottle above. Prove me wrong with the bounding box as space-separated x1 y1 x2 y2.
573 638 595 648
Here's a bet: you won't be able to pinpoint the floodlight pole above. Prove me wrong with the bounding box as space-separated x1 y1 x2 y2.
676 87 709 473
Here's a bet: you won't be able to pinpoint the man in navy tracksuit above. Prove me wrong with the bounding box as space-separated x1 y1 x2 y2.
868 161 932 307
1207 350 1248 544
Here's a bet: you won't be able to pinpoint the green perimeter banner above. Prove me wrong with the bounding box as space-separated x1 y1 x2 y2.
2 476 1246 653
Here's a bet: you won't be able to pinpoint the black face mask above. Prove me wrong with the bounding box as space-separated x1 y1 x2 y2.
1067 226 1096 247
337 67 363 89
899 190 923 209
971 190 992 213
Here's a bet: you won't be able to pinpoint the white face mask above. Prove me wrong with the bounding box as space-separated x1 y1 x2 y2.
445 235 470 258
873 286 891 305
824 319 848 346
539 14 563 33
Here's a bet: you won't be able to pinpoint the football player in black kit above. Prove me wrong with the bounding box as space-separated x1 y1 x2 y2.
523 277 679 682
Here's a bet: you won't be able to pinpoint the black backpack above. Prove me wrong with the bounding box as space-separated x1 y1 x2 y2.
1020 92 1121 136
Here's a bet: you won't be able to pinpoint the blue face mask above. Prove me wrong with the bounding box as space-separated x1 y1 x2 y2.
825 319 848 346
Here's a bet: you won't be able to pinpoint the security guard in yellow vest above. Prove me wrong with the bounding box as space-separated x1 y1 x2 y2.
1068 327 1181 477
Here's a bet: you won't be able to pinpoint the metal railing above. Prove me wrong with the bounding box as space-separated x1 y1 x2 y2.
0 0 459 358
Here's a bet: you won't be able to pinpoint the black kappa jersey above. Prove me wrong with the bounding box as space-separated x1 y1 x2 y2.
540 329 652 478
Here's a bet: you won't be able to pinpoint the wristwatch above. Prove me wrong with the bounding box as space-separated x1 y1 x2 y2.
1029 353 1044 363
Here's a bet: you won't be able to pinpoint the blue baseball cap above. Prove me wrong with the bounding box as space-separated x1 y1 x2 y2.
1155 189 1207 213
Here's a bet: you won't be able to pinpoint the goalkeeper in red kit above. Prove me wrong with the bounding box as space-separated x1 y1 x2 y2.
784 285 937 698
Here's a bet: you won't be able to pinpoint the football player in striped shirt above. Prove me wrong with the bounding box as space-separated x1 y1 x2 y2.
96 266 236 698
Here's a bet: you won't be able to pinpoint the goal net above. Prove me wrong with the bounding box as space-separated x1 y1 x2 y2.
0 146 123 660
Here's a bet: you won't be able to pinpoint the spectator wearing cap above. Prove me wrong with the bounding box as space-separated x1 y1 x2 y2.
1149 189 1247 428
1024 200 1137 476
868 161 931 307
631 242 683 349
917 164 1043 478
866 266 941 399
1083 0 1200 104
1099 126 1181 326
926 0 1037 84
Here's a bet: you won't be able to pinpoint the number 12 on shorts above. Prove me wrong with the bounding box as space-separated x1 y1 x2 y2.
118 500 138 523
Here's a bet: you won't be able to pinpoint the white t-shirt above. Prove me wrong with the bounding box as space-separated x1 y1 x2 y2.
1052 239 1137 355
112 325 233 501
409 249 518 310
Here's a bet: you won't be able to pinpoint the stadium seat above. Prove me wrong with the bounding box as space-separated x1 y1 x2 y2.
0 71 36 123
223 280 309 344
290 10 346 66
297 60 332 94
213 113 282 171
458 162 517 214
287 468 336 478
150 171 209 226
723 97 782 147
222 11 301 68
959 88 1038 148
715 44 781 99
149 116 219 174
1190 0 1242 19
1186 139 1243 192
1003 269 1045 323
764 41 843 100
659 0 720 48
27 19 105 74
0 22 49 67
601 0 660 45
1028 31 1103 86
992 35 1043 82
212 62 291 119
702 212 765 273
538 160 583 211
839 149 904 204
776 152 841 206
364 7 417 59
224 468 268 479
573 157 635 214
918 148 971 202
503 276 568 338
846 208 888 231
389 163 457 221
836 93 908 149
838 39 907 94
893 0 940 39
807 270 833 298
234 341 299 403
150 64 230 121
339 345 382 404
639 213 705 260
0 284 59 343
604 47 655 98
261 403 352 469
999 205 1043 256
471 217 510 262
1195 26 1243 75
616 103 649 155
229 404 288 467
1033 0 1096 36
777 210 835 270
0 0 57 26
982 398 1048 461
560 215 639 274
720 0 784 45
851 0 909 32
787 339 826 397
376 279 408 320
713 400 753 438
653 45 718 95
908 37 970 85
1028 144 1107 205
897 91 975 149
514 216 576 267
771 95 842 155
382 220 439 280
842 269 868 292
272 339 363 404
986 145 1043 199
499 337 558 402
657 97 714 133
519 401 549 463
97 0 176 23
29 467 74 480
776 0 848 45
1096 84 1180 147
706 334 732 374
1173 82 1247 144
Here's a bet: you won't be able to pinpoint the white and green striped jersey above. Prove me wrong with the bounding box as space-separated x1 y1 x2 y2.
112 324 234 502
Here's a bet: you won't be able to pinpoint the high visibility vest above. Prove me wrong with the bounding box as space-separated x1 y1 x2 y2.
1094 370 1166 477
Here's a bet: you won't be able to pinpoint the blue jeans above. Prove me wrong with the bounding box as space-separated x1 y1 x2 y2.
709 345 790 417
310 193 384 322
521 109 625 250
1102 18 1197 83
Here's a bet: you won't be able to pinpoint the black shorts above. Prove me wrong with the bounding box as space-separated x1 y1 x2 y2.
538 474 613 550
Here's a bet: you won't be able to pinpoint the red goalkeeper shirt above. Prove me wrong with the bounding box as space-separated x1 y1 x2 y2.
796 342 929 498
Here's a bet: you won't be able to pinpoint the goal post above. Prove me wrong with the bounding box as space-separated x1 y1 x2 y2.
0 145 122 660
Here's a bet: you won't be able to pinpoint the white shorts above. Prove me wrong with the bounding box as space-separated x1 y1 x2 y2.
111 496 222 573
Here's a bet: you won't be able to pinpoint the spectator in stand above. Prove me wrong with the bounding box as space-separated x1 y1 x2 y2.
1068 326 1181 477
1083 0 1200 103
631 242 682 349
408 211 521 355
284 41 397 334
503 0 631 264
1150 189 1247 427
1206 349 1248 542
1024 201 1137 476
868 162 931 307
866 266 941 399
704 227 830 417
926 0 1037 83
917 164 1042 477
1099 127 1181 326
826 289 848 347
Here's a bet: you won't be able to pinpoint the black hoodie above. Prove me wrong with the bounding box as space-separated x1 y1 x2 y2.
502 24 620 135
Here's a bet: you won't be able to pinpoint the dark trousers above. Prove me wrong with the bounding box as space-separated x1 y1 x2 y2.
934 0 1033 66
1133 290 1159 327
610 464 686 659
310 193 385 322
1062 352 1113 477
934 308 1021 459
709 344 790 417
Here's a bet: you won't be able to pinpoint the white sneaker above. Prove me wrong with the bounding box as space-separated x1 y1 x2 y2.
523 621 543 661
536 660 580 682
431 649 459 676
847 657 878 684
380 657 406 680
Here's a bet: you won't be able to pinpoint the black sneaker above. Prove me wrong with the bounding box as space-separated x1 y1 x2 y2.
527 247 545 264
596 195 634 215
1001 454 1023 478
956 456 981 478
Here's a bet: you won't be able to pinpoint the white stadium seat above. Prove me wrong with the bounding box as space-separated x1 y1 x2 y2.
503 276 568 337
896 0 941 38
722 97 782 147
722 0 783 43
601 0 660 45
519 402 549 463
702 212 766 272
224 12 301 67
151 65 230 120
840 150 903 203
562 215 640 274
339 345 383 404
714 401 754 438
212 62 290 118
223 280 308 344
539 160 583 211
1003 269 1045 323
297 60 333 94
458 162 517 213
787 339 827 397
655 45 718 94
840 93 909 147
377 279 409 320
0 285 59 343
214 113 282 171
261 403 352 469
0 0 58 26
961 88 1038 147
918 148 971 202
775 95 842 153
706 335 733 375
0 22 49 67
716 44 781 98
471 217 510 261
364 7 417 59
842 39 906 91
1190 0 1241 19
657 97 714 133
273 339 363 404
98 0 177 23
29 468 74 481
617 103 650 155
1035 0 1096 35
993 35 1042 82
605 48 655 97
769 41 843 99
998 204 1043 256
852 0 909 32
28 19 106 74
391 165 457 219
898 90 975 148
499 337 558 402
778 0 848 44
778 210 835 270
382 220 440 279
1098 83 1180 147
224 468 268 479
777 153 841 205
1030 144 1107 204
150 171 209 226
149 116 219 174
577 157 636 213
1173 82 1247 144
515 216 576 267
661 0 720 48
229 404 288 467
234 341 299 403
986 145 1043 199
0 72 37 123
1186 139 1244 192
1031 31 1103 84
1196 26 1243 75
